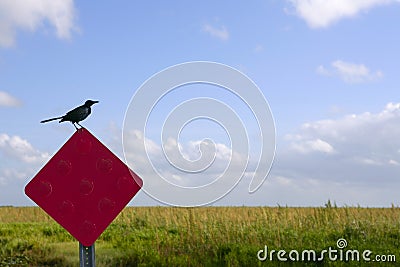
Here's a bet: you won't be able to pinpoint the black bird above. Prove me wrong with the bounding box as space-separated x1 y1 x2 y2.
40 100 99 130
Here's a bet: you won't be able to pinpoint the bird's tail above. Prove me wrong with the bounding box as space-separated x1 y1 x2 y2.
40 117 62 123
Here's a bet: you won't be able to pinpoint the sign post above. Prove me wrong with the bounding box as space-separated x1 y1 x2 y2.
79 243 95 267
25 128 142 265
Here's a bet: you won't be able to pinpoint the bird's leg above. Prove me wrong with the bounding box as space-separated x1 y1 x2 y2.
72 122 79 130
76 122 83 129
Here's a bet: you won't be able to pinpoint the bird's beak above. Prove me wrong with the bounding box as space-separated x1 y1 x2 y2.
93 100 99 104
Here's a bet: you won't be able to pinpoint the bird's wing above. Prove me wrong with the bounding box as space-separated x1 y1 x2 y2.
65 105 83 116
62 105 90 122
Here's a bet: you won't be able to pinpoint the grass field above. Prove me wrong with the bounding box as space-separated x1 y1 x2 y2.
1 205 399 266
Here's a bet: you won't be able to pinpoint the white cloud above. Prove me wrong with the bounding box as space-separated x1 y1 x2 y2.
290 138 336 154
0 168 27 181
281 102 400 180
316 65 330 76
0 133 49 203
0 91 22 107
122 130 170 172
274 175 294 186
121 129 246 188
202 23 229 41
288 0 399 28
0 134 49 164
270 102 400 206
317 60 383 83
0 0 78 47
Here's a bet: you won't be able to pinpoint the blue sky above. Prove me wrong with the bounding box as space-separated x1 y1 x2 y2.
1 0 400 206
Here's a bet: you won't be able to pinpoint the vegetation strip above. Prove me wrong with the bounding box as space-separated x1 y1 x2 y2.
1 206 399 266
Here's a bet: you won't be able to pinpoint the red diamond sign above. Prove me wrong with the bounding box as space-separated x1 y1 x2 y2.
25 128 142 246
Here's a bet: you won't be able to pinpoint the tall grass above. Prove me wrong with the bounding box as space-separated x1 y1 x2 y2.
1 206 399 266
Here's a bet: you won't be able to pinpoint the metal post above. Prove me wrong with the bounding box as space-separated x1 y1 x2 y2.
79 243 95 267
